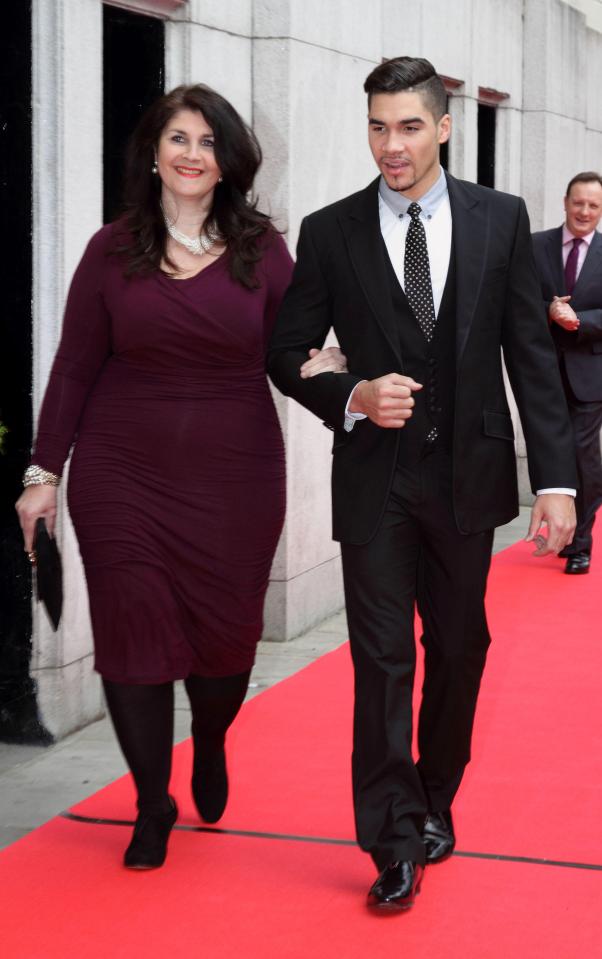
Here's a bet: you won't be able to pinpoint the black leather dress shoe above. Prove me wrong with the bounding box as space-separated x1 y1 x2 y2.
564 551 590 575
124 797 178 869
367 861 423 911
192 747 228 823
422 810 455 864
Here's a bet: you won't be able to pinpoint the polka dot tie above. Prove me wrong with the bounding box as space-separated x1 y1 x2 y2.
404 202 436 342
404 201 438 444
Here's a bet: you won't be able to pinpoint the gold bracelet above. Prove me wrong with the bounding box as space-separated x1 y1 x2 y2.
23 465 61 488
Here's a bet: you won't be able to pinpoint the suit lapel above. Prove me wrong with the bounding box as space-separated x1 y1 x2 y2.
445 174 489 363
339 179 402 364
339 174 493 365
573 230 602 294
544 227 565 292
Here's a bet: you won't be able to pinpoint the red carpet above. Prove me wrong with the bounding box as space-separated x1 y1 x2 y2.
1 540 601 957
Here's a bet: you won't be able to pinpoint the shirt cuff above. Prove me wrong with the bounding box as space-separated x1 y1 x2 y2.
344 382 367 432
536 488 576 497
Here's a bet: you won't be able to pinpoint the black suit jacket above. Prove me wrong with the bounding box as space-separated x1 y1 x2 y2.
268 174 577 545
532 226 602 402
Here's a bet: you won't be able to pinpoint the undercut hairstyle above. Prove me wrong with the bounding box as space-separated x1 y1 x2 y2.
565 171 602 197
363 56 447 121
113 84 272 289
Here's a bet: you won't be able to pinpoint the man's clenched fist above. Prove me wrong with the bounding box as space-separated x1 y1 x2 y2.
349 373 423 428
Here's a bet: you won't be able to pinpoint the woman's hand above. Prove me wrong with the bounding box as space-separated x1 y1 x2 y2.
15 485 58 552
299 346 348 379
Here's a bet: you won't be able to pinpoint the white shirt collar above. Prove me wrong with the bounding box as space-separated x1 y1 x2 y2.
378 167 448 220
562 224 596 248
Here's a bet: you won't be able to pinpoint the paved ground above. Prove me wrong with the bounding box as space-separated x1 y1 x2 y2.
0 509 531 851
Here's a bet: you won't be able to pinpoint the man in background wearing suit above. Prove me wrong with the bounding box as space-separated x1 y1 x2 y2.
268 57 576 911
532 172 602 575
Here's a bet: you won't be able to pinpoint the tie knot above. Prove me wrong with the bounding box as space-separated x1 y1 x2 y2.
572 237 583 250
407 202 422 221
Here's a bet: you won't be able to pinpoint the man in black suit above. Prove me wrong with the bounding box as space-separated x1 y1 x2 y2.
532 172 602 575
267 57 576 911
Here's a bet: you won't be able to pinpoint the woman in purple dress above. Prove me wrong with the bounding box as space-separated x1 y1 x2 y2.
16 85 345 870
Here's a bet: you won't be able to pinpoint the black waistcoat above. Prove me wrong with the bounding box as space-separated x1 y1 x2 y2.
382 240 457 465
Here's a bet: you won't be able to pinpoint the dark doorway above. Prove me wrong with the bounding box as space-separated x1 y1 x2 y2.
103 5 165 222
477 103 496 189
440 96 450 171
440 138 449 172
0 2 50 743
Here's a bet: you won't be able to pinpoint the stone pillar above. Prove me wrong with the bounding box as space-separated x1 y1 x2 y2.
584 27 602 167
252 0 380 639
517 0 587 501
522 0 587 231
495 106 523 195
447 94 478 182
472 0 524 194
165 1 252 118
30 0 105 738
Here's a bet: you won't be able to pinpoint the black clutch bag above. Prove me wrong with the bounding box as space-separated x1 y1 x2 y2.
33 518 63 630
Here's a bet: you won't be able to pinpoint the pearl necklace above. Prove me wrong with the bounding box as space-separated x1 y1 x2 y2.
162 209 220 256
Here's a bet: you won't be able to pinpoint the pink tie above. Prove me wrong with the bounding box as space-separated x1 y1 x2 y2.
564 237 582 295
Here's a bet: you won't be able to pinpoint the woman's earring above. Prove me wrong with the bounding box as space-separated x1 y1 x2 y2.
152 160 158 174
218 176 223 183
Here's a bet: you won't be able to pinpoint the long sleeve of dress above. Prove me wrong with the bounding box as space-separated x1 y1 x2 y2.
32 227 113 476
259 230 295 347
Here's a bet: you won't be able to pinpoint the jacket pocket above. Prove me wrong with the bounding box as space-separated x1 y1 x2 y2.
483 410 515 441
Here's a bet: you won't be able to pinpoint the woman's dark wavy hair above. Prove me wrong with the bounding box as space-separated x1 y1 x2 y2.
114 84 271 289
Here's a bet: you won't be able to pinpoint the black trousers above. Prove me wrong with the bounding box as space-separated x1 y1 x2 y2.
341 448 494 869
561 363 602 555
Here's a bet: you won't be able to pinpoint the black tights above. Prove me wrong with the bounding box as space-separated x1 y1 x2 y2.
103 670 250 814
184 672 250 753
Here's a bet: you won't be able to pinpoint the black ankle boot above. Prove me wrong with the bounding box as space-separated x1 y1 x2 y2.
191 746 228 824
124 797 178 869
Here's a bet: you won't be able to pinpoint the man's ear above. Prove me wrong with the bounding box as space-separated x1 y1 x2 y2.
438 114 451 145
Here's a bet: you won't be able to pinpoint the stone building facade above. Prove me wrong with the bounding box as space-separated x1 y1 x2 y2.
3 0 601 739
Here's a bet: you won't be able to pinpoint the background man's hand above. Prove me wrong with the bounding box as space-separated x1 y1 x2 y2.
525 493 576 556
300 346 348 378
348 373 423 428
549 295 579 332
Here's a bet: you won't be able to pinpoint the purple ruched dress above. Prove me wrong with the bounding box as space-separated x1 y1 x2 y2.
33 224 293 682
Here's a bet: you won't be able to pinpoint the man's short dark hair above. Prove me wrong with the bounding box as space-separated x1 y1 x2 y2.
565 171 602 197
363 56 447 121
